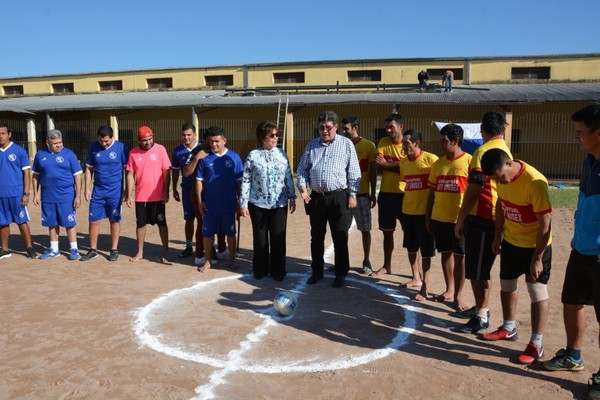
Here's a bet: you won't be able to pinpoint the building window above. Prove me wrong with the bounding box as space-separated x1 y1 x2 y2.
511 67 550 80
52 83 74 94
427 69 464 81
347 70 382 82
99 80 123 91
205 75 234 87
274 72 305 84
147 78 173 89
3 85 24 95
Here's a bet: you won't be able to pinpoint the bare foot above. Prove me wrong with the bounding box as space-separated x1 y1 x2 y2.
452 301 471 312
370 267 391 277
433 291 454 302
161 251 171 265
401 279 423 289
129 253 143 262
197 260 212 273
413 293 428 302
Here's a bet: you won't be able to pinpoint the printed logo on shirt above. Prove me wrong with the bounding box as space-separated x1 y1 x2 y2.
8 154 16 162
56 156 65 163
150 153 157 161
225 160 233 168
95 152 100 158
109 152 117 159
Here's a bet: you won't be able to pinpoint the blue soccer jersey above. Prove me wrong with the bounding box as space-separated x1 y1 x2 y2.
32 147 83 202
172 142 200 188
85 140 128 198
196 148 243 211
0 142 30 198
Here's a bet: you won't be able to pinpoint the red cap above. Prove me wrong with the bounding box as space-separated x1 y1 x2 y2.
137 126 153 139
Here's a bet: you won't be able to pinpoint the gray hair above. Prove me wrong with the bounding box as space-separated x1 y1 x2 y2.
318 110 338 125
47 129 62 140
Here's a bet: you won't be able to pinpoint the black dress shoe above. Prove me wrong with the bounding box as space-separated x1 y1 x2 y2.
332 276 345 288
307 273 324 284
272 275 285 282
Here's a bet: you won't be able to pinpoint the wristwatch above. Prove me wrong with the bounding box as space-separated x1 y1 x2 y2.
23 192 30 196
350 193 356 199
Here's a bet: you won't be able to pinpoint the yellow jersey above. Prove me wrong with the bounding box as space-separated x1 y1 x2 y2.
376 136 406 193
353 137 376 195
400 151 438 215
428 152 472 223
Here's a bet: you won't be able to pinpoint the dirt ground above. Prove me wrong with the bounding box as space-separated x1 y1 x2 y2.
1 196 598 400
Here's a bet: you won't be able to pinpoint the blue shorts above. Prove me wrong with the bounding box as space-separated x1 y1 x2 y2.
181 185 195 221
202 210 236 237
0 197 30 225
41 201 77 228
89 196 122 223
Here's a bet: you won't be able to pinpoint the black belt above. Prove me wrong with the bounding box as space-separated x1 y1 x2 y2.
312 189 345 196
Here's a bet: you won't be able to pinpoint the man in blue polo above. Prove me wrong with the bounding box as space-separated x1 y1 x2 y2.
81 125 128 262
32 129 83 260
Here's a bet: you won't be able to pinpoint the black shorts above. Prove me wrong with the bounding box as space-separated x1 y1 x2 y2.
432 220 464 255
135 201 167 228
500 241 551 284
403 214 435 257
561 249 600 321
464 215 497 281
377 192 405 232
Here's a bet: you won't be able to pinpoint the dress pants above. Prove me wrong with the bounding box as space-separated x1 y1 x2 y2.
248 203 288 278
307 190 352 278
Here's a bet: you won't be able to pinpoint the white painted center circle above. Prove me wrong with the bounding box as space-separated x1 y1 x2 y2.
133 273 419 374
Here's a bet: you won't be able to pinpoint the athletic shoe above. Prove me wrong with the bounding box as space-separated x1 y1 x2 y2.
39 249 60 259
178 247 194 258
26 247 37 259
588 372 600 400
518 342 544 364
217 248 230 259
362 260 373 275
543 349 584 371
482 326 518 341
80 249 99 261
69 249 81 261
453 311 490 334
109 249 119 262
450 306 477 320
0 250 12 259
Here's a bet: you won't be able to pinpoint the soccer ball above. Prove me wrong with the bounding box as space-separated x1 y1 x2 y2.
273 292 299 316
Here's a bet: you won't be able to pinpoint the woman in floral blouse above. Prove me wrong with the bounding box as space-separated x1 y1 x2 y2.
239 121 296 280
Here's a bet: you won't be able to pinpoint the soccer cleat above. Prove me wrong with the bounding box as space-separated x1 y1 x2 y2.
26 247 37 259
450 306 477 320
518 342 544 364
453 311 490 334
109 249 119 262
178 246 194 258
69 249 81 261
0 250 12 259
80 249 99 261
362 260 373 275
482 326 518 341
543 349 584 371
588 372 600 400
39 249 60 259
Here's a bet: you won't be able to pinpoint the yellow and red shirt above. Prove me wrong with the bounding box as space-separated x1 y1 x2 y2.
376 136 406 193
354 137 376 195
468 137 512 221
400 151 438 215
496 161 552 248
428 152 472 223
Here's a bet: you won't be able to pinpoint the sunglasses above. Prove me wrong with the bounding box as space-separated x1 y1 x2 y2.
266 132 280 138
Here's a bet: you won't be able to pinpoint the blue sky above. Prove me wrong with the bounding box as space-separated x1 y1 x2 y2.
2 0 598 78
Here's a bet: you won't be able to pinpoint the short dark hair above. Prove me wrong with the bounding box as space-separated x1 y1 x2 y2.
440 123 464 146
204 126 224 140
256 121 277 141
481 111 506 136
572 103 600 132
0 123 10 132
318 110 338 124
97 125 113 138
384 113 404 125
341 116 359 127
182 123 196 132
481 148 511 176
403 129 422 144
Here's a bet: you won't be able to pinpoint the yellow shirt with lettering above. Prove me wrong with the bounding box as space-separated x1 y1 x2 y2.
400 151 438 215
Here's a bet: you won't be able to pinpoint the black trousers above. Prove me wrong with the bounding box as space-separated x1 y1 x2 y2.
248 203 288 278
307 190 352 278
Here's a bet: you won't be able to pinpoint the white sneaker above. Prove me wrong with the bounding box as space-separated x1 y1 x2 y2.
195 255 217 266
217 248 231 259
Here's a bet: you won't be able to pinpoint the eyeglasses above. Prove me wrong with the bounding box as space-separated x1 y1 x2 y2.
266 132 280 138
318 124 336 132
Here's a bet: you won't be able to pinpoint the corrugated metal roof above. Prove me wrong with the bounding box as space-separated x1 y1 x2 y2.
0 83 598 113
